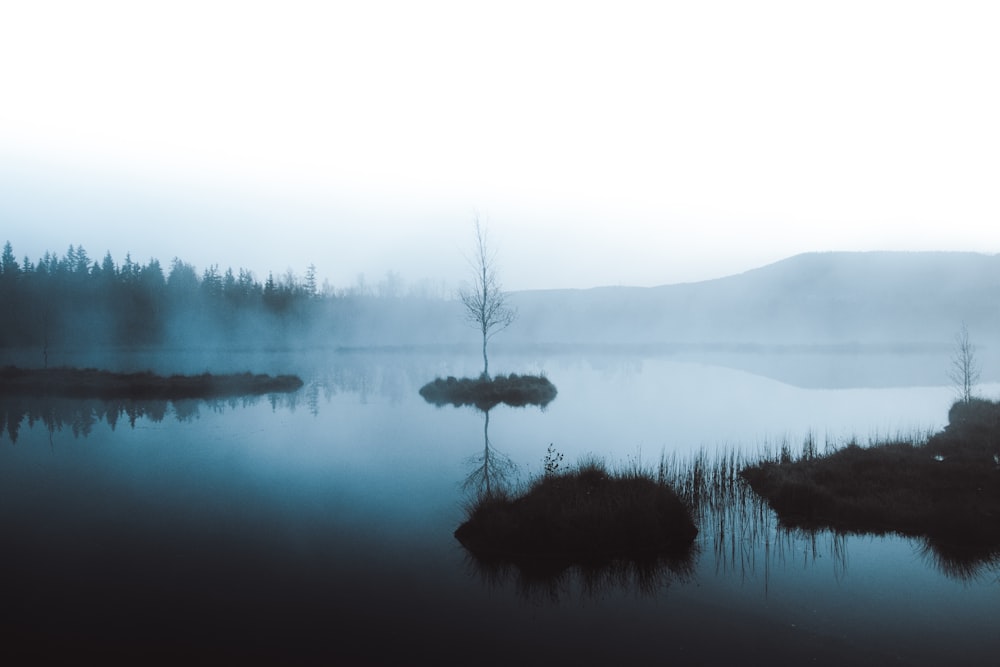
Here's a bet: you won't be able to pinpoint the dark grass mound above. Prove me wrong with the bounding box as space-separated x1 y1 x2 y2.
455 461 698 573
0 366 304 399
419 373 557 410
741 399 1000 553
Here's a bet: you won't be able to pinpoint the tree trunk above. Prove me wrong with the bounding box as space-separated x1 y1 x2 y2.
482 330 489 378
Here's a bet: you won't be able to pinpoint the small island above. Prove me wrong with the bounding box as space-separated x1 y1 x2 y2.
419 373 557 410
0 366 304 399
418 220 559 412
740 398 1000 555
455 459 698 573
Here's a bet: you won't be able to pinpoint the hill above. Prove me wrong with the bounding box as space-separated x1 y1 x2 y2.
505 251 1000 347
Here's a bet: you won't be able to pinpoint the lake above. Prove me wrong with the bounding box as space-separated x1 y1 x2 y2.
1 346 998 665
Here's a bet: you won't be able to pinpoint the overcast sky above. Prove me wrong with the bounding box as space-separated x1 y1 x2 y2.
2 1 998 291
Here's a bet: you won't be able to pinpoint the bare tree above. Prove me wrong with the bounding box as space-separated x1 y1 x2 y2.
459 217 516 378
948 322 981 403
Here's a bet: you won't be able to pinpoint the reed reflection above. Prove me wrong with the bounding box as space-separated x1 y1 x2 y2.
918 539 1000 582
741 401 1000 585
693 440 1000 585
664 447 856 593
664 446 1000 593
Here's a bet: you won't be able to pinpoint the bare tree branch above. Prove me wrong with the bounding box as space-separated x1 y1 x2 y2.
458 216 516 377
947 322 981 403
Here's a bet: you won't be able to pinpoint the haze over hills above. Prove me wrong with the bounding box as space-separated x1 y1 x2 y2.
2 246 996 357
504 251 1000 348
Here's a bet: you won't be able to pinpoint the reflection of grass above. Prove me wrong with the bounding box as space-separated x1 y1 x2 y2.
461 543 697 603
455 459 697 571
419 373 557 409
741 398 1000 563
0 366 304 399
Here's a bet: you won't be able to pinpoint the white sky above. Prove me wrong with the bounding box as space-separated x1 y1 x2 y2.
1 0 998 291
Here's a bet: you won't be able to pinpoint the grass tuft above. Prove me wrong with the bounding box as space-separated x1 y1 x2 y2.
454 458 697 571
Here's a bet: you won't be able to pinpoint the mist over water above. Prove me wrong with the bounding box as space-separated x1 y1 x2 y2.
2 241 999 663
2 348 998 664
4 2 1000 660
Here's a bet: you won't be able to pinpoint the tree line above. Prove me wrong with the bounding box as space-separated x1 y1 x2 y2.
0 241 459 358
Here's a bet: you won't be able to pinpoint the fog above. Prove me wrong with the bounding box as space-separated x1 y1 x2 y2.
2 3 1000 293
4 8 1000 661
2 240 998 384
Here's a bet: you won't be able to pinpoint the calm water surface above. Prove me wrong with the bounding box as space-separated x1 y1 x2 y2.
1 349 997 664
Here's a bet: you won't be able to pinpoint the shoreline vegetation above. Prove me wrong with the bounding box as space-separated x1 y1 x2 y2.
741 398 1000 561
0 366 304 399
419 373 557 409
454 458 698 581
455 397 1000 585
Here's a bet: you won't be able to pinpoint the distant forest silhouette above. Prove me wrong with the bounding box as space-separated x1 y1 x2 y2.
5 242 999 355
0 241 458 354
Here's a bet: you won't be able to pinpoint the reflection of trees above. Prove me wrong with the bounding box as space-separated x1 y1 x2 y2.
0 394 300 444
304 354 422 409
462 409 519 497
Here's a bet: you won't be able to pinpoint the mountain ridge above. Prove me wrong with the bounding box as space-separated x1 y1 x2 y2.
504 251 1000 346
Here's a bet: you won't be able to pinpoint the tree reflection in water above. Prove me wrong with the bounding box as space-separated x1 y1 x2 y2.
0 393 302 444
461 408 519 498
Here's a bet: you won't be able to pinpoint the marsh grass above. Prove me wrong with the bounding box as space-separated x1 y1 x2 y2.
459 443 867 597
658 447 749 515
740 399 1000 562
458 397 1000 594
655 445 806 584
419 373 557 410
454 457 697 580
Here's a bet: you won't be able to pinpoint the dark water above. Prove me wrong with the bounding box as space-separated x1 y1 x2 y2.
1 349 998 664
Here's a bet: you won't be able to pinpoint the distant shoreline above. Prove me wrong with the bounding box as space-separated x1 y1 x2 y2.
0 366 304 399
